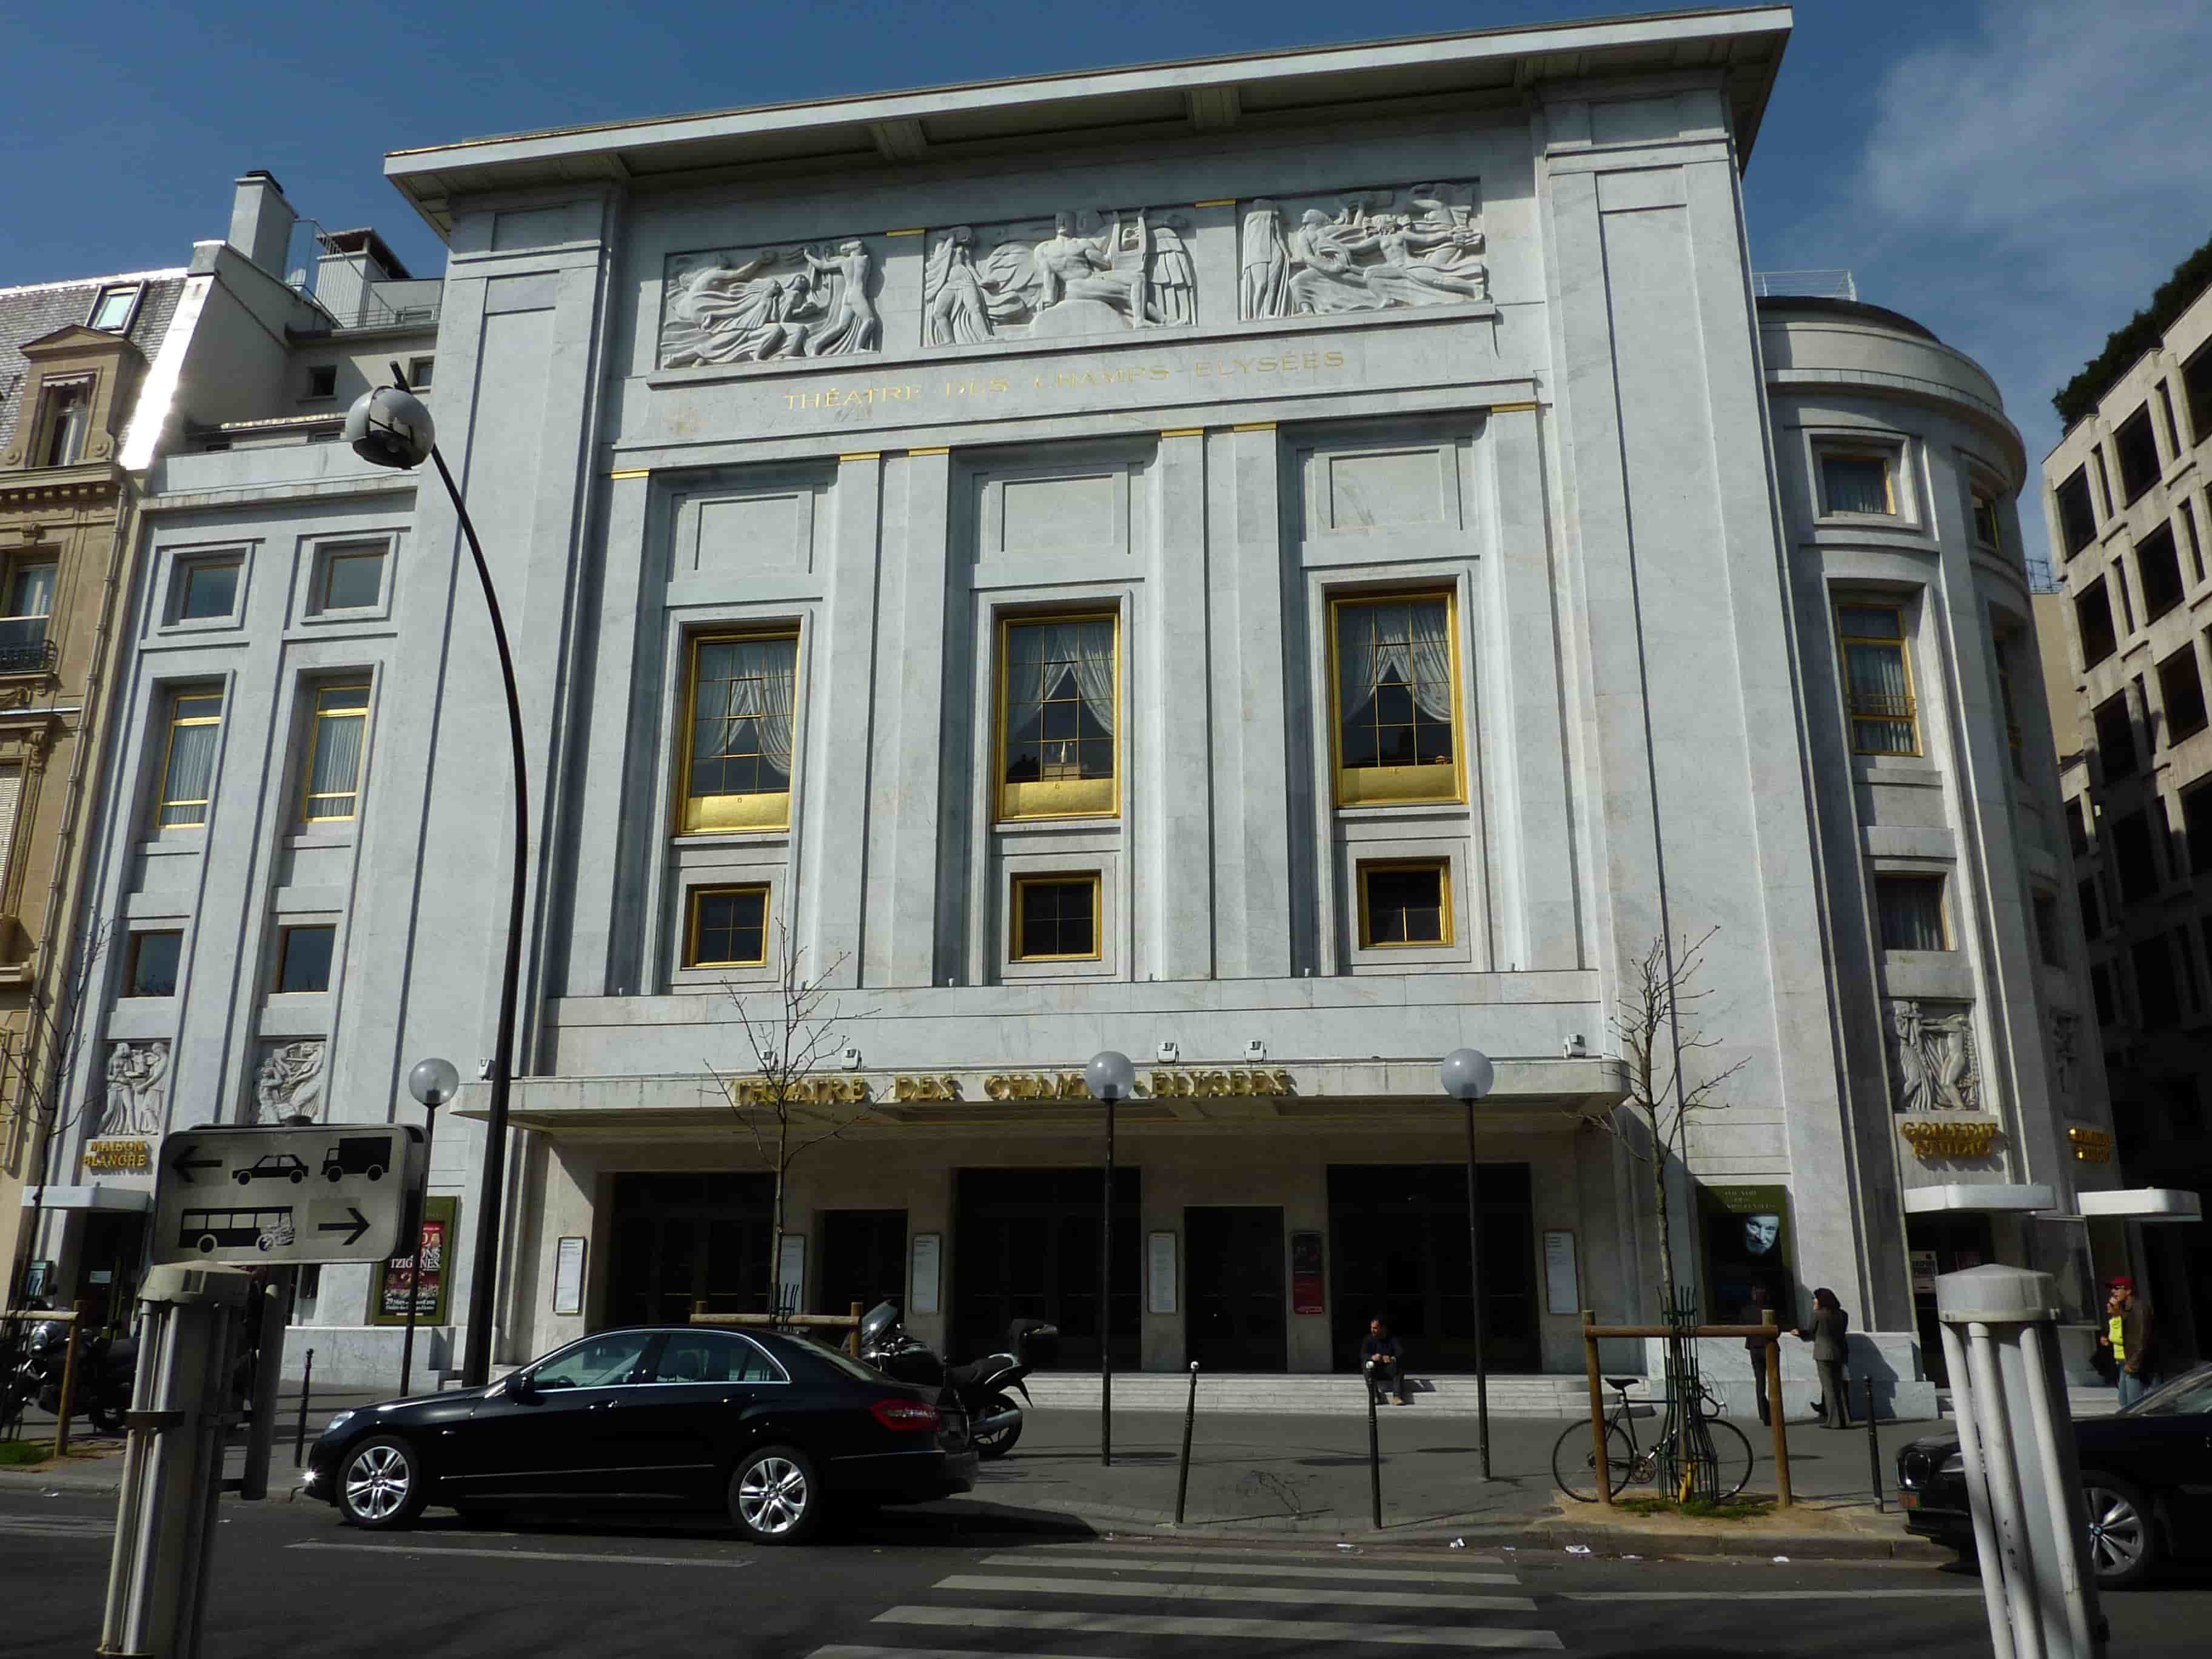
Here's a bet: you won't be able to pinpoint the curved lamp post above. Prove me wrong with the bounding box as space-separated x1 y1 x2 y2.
398 1057 461 1395
347 366 529 1390
1085 1049 1137 1466
1440 1047 1496 1480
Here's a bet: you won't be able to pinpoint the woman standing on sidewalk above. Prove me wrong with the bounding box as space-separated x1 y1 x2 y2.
1790 1289 1854 1429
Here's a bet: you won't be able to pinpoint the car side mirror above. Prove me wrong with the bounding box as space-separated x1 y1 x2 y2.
509 1373 537 1401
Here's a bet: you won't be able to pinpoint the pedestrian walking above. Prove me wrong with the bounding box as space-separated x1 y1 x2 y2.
2099 1277 2161 1409
1789 1288 1853 1429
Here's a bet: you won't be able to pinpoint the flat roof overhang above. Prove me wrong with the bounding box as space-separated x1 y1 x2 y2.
1903 1184 2058 1216
383 7 1791 236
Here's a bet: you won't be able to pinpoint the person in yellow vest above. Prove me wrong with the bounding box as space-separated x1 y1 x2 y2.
2097 1277 2160 1409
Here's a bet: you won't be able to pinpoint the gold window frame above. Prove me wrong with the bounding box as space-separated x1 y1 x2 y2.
994 611 1121 822
1356 857 1454 949
155 689 224 830
680 628 800 834
1326 590 1467 808
1834 600 1920 758
1009 872 1104 962
685 884 771 969
1970 490 2003 551
301 682 372 823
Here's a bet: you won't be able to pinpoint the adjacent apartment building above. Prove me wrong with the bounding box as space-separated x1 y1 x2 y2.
39 9 2125 1403
2040 255 2212 1359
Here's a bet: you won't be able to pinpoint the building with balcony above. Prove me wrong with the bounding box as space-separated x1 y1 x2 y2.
2039 255 2212 1359
43 9 2113 1401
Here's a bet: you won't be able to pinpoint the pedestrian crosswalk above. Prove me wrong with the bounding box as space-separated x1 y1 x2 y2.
808 1541 1564 1655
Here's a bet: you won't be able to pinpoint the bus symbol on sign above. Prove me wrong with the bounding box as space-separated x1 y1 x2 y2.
152 1124 423 1267
179 1208 295 1254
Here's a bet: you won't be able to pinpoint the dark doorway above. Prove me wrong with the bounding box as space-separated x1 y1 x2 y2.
75 1213 147 1332
1185 1206 1287 1372
1327 1164 1538 1372
605 1173 773 1328
819 1209 907 1321
954 1167 1139 1369
1907 1214 1994 1386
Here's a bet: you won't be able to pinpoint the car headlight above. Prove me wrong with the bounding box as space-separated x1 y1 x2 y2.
323 1410 355 1435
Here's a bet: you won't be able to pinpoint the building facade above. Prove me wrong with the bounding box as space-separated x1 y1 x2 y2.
44 10 2111 1401
2040 272 2212 1360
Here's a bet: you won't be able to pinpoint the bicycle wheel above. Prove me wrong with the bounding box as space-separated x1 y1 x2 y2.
1553 1420 1638 1504
1706 1418 1755 1501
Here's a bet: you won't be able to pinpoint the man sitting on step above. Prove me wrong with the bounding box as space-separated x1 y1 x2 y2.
1361 1316 1410 1406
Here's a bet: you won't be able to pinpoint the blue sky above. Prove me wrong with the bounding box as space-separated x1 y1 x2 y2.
9 1 2210 564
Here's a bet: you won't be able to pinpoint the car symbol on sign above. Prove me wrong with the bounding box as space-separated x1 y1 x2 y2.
236 1153 309 1185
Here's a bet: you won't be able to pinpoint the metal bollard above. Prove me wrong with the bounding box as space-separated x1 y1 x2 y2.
1865 1375 1882 1512
1173 1362 1199 1525
293 1349 315 1469
1365 1362 1382 1530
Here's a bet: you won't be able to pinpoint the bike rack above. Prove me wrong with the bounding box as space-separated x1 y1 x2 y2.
1577 1310 1792 1507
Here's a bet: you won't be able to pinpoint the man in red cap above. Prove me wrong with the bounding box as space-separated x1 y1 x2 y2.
2098 1277 2160 1409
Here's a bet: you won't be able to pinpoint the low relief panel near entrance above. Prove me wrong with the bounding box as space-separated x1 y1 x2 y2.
98 1039 170 1137
254 1039 326 1124
922 207 1196 345
1239 181 1488 320
1888 999 1979 1113
660 239 882 367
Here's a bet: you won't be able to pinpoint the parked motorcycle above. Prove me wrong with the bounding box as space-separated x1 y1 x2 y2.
26 1321 135 1436
857 1302 1057 1459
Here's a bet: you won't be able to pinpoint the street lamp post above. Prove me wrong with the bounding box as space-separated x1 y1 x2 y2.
346 367 530 1390
1440 1047 1496 1481
1085 1050 1136 1467
399 1057 460 1396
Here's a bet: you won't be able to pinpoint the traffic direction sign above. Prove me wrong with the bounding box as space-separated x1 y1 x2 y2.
151 1124 425 1267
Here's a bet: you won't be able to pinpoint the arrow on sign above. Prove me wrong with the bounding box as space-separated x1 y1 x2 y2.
319 1208 371 1248
172 1148 223 1185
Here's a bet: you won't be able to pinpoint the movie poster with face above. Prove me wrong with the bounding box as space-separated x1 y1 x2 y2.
1699 1184 1794 1328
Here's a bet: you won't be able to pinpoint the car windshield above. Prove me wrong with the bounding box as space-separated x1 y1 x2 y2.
2124 1364 2212 1417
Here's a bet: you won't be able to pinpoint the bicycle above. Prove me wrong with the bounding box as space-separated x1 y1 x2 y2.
1552 1374 1754 1503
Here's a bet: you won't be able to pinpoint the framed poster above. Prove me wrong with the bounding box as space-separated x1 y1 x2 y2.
1543 1230 1580 1316
553 1236 588 1316
373 1196 457 1325
1147 1230 1178 1315
910 1233 942 1315
1699 1183 1793 1325
1290 1230 1325 1316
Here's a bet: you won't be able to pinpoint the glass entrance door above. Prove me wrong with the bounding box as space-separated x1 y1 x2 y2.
819 1209 908 1323
605 1173 773 1327
1327 1164 1538 1373
954 1168 1139 1369
1185 1206 1287 1372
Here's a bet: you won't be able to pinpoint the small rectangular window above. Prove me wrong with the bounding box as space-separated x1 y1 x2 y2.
2111 809 2161 904
406 356 434 391
1834 602 1918 756
1010 874 1101 962
2184 340 2212 451
126 931 182 997
2157 644 2208 743
306 365 337 400
1820 451 1894 516
1330 593 1460 805
2033 894 2063 969
2078 877 2103 939
39 381 90 468
2137 525 2184 621
1970 490 2002 549
2176 928 2204 1016
683 631 799 833
2185 783 2212 876
2132 937 2179 1030
302 683 371 822
317 545 385 612
2115 405 2161 502
1874 873 1949 951
174 557 241 622
2055 469 2098 555
274 924 335 994
2094 693 2136 779
1358 860 1452 948
0 560 56 666
997 614 1119 821
2074 579 2117 666
686 885 769 968
155 689 223 830
88 284 139 332
2091 964 2116 1026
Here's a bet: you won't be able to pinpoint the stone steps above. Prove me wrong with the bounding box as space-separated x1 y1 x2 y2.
1019 1372 1597 1416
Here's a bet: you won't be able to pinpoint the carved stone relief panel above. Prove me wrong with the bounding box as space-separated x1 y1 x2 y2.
921 206 1196 346
1888 998 1979 1114
661 238 883 367
1239 180 1488 321
2050 1010 2077 1102
98 1039 169 1138
255 1038 326 1124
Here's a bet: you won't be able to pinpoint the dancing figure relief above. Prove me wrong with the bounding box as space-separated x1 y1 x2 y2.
922 207 1197 345
661 238 882 367
1890 999 1979 1114
1241 180 1488 320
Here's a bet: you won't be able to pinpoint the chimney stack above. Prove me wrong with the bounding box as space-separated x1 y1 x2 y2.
227 170 297 278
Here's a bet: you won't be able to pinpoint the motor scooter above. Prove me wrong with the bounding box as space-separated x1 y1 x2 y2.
26 1320 135 1435
858 1302 1057 1458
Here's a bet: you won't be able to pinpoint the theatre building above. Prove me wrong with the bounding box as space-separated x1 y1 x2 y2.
55 9 2121 1398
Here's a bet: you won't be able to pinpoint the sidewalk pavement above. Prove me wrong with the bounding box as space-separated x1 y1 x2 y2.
1 1387 389 1496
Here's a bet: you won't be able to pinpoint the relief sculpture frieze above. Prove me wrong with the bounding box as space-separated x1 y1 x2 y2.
922 207 1196 346
1240 180 1488 320
660 238 882 367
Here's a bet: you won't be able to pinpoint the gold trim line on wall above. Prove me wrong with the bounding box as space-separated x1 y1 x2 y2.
1486 401 1541 414
1159 427 1205 439
908 446 951 456
606 468 652 480
837 451 883 463
883 227 928 237
1193 198 1238 208
1230 421 1276 433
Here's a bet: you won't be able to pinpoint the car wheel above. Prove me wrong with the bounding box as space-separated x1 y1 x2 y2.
289 1170 304 1183
327 1169 343 1183
366 1165 385 1181
728 1444 821 1544
2082 1472 2158 1589
338 1436 427 1530
972 1392 1022 1460
234 1171 252 1185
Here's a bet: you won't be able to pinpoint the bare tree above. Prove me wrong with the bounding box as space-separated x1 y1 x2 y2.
1580 927 1749 1304
704 925 877 1316
6 922 112 1307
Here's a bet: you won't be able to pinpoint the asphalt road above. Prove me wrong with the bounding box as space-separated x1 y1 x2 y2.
4 1485 2208 1658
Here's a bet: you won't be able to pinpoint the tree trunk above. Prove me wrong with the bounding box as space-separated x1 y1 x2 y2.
766 1114 788 1315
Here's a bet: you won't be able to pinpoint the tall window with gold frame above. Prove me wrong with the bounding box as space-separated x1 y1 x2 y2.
155 689 224 830
996 613 1118 821
1328 592 1463 806
1834 602 1919 756
682 630 799 833
301 683 372 822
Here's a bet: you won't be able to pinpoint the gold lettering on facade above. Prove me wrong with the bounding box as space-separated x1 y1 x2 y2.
1147 1068 1295 1099
84 1139 152 1171
2068 1126 2113 1164
1899 1119 2001 1160
777 349 1353 419
892 1074 964 1102
730 1077 873 1107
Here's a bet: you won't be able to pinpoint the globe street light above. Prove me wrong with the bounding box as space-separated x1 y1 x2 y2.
1440 1047 1496 1480
1085 1050 1137 1466
398 1057 461 1395
349 363 530 1390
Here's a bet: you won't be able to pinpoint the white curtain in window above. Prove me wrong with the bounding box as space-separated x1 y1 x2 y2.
1406 600 1453 723
1878 880 1945 951
310 712 364 802
0 764 22 889
163 722 218 816
716 637 796 779
1067 620 1115 736
1845 641 1907 709
1339 602 1452 725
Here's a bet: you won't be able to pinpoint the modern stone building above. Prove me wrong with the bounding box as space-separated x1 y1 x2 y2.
45 9 2118 1403
2039 264 2212 1359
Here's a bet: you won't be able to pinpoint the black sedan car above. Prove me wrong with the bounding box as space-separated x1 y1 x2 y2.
1896 1361 2212 1587
304 1326 974 1544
